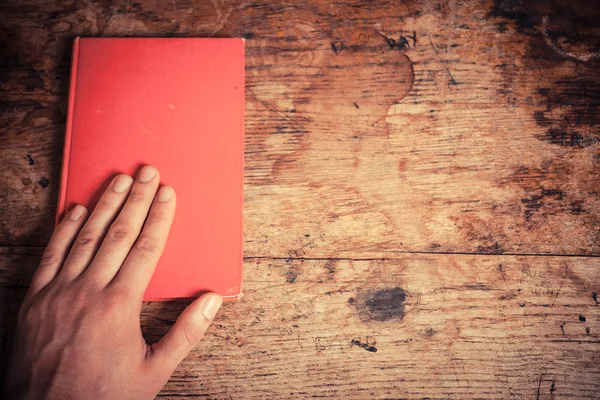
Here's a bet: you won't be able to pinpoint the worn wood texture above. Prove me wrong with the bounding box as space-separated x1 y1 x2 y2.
0 0 599 255
0 247 599 399
1 0 600 398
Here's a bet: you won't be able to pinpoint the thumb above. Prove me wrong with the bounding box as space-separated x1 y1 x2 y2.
149 292 223 372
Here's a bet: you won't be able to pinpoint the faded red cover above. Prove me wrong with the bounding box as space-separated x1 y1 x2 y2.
58 38 244 300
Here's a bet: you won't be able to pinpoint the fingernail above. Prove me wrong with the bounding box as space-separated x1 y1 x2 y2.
200 294 223 321
69 205 86 221
157 186 175 202
112 175 133 193
138 166 157 183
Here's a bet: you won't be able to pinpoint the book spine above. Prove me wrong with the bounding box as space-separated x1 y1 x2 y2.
55 37 80 225
239 37 245 299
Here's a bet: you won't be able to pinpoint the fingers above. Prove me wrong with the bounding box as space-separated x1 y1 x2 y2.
84 166 160 284
27 205 88 298
111 185 176 298
58 174 134 280
148 293 222 374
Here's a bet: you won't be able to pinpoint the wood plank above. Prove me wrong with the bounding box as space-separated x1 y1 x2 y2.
1 247 598 398
1 0 599 254
0 96 64 244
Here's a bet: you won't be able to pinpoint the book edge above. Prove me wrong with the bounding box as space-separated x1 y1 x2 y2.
238 37 245 300
56 37 80 225
143 293 243 302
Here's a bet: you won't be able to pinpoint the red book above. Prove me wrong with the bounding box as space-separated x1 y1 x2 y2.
58 37 244 300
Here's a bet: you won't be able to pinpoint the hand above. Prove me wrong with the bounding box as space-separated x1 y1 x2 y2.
5 166 223 400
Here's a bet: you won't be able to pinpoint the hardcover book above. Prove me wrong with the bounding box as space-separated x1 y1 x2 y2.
57 37 244 300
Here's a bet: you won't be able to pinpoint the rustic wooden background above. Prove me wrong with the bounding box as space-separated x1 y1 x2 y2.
1 0 599 398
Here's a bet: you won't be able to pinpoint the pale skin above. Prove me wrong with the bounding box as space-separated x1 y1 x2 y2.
5 165 223 400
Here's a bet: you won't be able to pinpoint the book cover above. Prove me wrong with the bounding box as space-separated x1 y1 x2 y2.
58 37 244 301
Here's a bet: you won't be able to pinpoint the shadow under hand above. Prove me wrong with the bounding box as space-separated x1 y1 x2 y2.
0 247 43 393
140 299 195 345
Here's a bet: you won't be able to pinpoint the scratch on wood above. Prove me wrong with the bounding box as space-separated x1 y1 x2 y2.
541 15 600 62
544 261 568 320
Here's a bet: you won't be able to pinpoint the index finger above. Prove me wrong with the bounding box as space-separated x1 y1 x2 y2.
110 185 176 299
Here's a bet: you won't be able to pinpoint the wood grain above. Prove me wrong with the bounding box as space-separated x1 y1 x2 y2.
0 247 598 399
1 0 600 398
0 0 599 255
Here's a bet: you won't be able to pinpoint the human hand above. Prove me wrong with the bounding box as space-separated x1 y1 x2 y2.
5 165 223 400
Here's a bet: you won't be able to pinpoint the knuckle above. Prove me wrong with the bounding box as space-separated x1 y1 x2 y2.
95 197 114 213
182 323 202 347
107 221 135 242
76 229 100 247
110 288 130 303
147 209 169 223
38 251 61 269
134 235 161 256
128 190 145 202
71 280 101 308
104 290 129 313
78 279 102 295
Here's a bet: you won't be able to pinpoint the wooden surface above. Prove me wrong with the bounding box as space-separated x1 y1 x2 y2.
1 0 599 398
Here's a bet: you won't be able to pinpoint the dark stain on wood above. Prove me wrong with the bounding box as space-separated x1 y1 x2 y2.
17 69 44 91
504 163 566 193
355 287 406 322
569 200 585 214
488 0 538 32
489 0 600 46
21 103 63 127
490 0 600 174
499 292 517 301
330 41 344 55
534 80 600 148
286 264 299 284
578 314 586 322
477 242 506 255
25 154 34 165
37 177 49 188
452 215 509 256
0 101 63 132
463 283 494 291
521 189 564 221
384 35 410 51
324 263 336 280
350 338 377 353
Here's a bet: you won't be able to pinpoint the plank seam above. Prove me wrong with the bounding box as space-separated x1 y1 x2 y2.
1 247 598 259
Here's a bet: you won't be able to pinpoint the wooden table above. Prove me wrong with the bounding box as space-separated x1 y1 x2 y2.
1 0 599 398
